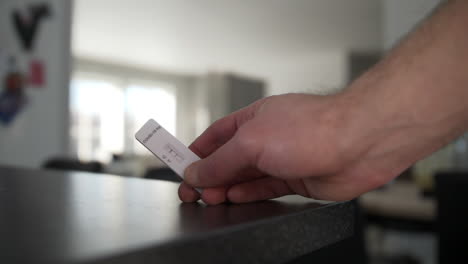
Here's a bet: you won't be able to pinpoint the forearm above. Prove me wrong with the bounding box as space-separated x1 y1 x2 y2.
341 0 468 178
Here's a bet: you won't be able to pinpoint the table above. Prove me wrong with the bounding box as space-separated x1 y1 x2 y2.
0 167 354 264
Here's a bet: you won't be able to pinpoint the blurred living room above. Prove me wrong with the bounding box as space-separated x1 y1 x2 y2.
1 0 467 264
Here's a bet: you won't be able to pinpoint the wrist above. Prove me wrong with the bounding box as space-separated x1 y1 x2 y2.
333 71 421 184
337 64 468 185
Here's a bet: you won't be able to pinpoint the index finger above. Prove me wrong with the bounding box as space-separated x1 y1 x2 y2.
189 99 266 158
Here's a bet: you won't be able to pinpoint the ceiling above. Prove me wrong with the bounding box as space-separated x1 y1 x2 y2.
72 0 382 75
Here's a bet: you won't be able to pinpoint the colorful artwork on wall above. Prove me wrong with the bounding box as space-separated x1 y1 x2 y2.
0 2 52 125
0 57 27 124
12 3 52 52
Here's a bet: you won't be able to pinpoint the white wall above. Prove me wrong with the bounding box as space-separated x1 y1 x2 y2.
73 0 382 73
73 0 382 97
382 0 441 50
259 51 348 96
0 0 72 168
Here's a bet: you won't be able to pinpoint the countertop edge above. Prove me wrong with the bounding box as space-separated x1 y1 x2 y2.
86 201 354 264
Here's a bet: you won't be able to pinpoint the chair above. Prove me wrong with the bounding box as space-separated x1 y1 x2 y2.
435 171 468 263
143 167 181 182
42 157 103 173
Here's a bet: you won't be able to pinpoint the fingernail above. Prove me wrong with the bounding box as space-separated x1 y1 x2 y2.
184 164 199 185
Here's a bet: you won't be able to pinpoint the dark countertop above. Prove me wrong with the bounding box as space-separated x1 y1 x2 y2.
0 166 354 264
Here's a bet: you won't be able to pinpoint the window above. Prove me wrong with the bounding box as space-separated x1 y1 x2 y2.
70 71 177 162
125 81 176 155
70 77 124 162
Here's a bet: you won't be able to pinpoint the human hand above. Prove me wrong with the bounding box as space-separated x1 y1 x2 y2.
178 92 405 205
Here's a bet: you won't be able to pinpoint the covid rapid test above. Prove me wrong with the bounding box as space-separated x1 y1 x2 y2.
135 119 201 192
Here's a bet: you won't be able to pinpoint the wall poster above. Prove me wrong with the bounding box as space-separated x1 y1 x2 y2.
0 2 52 125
